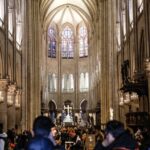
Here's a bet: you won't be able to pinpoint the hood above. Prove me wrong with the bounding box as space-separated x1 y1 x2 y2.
0 132 7 138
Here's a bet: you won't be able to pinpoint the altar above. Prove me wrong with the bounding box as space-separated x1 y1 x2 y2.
62 105 74 126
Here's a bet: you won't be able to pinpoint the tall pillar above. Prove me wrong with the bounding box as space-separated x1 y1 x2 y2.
0 79 8 132
3 0 8 78
23 0 41 129
100 0 117 124
13 0 16 82
144 0 150 57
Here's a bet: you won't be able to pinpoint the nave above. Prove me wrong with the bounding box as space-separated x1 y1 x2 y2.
0 0 150 147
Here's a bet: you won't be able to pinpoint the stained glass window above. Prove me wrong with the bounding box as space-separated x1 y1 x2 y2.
61 26 74 58
48 27 56 58
79 26 88 57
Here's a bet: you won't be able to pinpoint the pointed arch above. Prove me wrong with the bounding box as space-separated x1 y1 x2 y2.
49 100 57 123
49 100 57 111
80 99 88 113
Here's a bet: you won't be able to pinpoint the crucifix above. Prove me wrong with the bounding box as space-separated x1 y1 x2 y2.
63 105 73 124
64 105 72 116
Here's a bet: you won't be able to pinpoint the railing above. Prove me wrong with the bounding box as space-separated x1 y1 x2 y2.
79 51 88 58
49 88 57 93
62 51 74 59
80 88 89 92
62 88 74 93
126 112 150 127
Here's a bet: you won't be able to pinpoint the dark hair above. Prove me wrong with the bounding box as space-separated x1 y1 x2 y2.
33 116 55 137
0 123 3 133
105 120 124 138
27 136 53 150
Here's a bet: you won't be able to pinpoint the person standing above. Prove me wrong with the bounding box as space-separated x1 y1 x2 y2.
0 123 8 150
94 120 138 150
49 125 57 147
27 115 54 150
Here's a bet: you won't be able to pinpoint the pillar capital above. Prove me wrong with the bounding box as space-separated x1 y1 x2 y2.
16 89 22 95
144 58 150 75
7 84 16 107
7 84 16 95
15 89 22 109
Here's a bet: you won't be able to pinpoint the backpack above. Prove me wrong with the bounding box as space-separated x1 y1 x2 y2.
0 136 9 150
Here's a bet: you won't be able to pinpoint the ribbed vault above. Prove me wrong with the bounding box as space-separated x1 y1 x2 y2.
40 0 98 29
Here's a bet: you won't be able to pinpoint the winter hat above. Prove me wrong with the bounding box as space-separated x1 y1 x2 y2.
105 120 125 138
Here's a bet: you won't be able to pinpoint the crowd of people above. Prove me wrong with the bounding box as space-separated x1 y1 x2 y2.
0 117 150 150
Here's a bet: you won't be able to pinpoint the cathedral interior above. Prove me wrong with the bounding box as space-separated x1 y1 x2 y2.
0 0 150 132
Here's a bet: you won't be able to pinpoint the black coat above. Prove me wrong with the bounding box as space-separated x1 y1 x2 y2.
94 131 138 150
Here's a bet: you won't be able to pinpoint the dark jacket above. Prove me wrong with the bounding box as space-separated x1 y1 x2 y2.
94 131 138 150
27 136 54 150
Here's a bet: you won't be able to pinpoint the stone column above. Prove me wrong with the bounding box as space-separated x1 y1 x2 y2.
145 58 150 113
58 33 61 110
0 79 8 132
144 0 150 57
23 0 41 129
7 84 16 129
13 0 16 82
74 39 78 110
4 0 8 78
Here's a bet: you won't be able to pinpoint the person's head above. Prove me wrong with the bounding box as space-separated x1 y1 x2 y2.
81 132 87 141
103 120 124 145
33 116 54 137
51 126 57 137
105 120 124 138
27 136 53 150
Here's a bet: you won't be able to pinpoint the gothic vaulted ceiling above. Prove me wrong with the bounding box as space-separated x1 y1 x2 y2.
40 0 98 28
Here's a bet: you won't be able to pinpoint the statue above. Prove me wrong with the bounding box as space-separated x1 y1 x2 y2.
121 60 129 85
